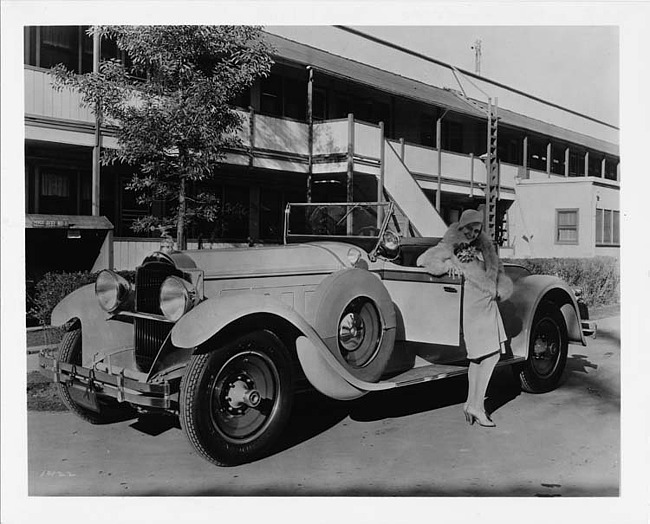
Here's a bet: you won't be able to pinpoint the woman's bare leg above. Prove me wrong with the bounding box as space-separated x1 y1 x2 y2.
465 350 500 425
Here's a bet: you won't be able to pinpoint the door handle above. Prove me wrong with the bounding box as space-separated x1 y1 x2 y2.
443 286 458 293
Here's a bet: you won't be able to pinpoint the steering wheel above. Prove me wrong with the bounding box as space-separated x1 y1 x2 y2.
357 226 380 237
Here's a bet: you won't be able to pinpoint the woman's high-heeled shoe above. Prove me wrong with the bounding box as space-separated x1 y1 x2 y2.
464 407 496 427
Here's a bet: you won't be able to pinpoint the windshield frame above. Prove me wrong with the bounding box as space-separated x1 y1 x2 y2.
283 201 395 245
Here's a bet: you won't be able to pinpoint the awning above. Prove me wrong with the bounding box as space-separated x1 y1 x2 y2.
26 214 113 230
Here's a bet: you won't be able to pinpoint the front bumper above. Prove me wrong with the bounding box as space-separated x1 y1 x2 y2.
38 353 175 410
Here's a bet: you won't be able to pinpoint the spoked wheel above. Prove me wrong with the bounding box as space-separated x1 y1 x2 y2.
179 330 293 466
518 301 568 393
56 326 134 424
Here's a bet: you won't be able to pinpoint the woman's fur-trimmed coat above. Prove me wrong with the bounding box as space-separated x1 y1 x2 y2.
416 223 513 301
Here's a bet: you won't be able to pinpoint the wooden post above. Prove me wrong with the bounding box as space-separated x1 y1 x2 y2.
564 147 570 177
306 66 313 202
92 31 101 217
378 121 385 227
584 151 590 177
347 113 354 204
248 106 255 167
469 153 474 197
546 142 552 177
436 117 442 212
601 157 606 178
522 136 528 171
347 114 355 235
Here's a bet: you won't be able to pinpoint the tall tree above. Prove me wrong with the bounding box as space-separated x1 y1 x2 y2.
52 25 274 249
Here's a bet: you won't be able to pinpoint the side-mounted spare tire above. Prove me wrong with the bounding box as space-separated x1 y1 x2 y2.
309 268 396 382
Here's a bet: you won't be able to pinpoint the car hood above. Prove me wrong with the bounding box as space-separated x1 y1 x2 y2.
168 242 350 278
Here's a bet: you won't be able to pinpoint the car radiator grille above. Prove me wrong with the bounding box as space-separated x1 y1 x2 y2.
134 317 173 371
134 263 181 371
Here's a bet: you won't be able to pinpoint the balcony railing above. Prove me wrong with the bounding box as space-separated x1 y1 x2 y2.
25 66 618 193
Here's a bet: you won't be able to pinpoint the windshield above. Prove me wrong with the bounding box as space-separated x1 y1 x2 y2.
285 202 393 240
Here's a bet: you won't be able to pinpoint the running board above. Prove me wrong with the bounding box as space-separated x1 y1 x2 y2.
382 356 526 389
296 336 526 399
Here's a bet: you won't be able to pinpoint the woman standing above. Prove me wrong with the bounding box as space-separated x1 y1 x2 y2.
417 209 513 427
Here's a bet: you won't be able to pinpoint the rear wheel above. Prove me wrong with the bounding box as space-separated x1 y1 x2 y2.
56 327 133 424
179 330 293 466
518 302 568 393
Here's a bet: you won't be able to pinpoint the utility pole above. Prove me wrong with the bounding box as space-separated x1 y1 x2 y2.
471 39 482 76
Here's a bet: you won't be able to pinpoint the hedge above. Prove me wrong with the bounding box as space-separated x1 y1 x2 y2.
29 270 135 326
503 256 619 308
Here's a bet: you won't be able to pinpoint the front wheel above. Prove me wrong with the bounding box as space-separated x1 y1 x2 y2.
179 330 293 466
56 327 134 424
518 301 568 393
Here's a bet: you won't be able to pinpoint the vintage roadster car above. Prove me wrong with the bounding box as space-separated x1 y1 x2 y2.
39 202 596 466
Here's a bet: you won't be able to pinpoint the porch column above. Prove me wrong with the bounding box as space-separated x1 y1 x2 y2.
306 66 313 202
92 31 102 216
601 157 606 178
378 121 385 226
436 116 442 212
522 135 528 170
584 151 589 177
347 113 355 204
546 142 551 177
564 147 570 177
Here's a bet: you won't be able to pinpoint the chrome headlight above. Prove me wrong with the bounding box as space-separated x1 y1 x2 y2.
382 230 400 252
160 276 197 321
95 270 133 313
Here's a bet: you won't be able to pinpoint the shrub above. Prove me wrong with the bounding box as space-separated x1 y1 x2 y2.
30 270 135 326
503 256 619 308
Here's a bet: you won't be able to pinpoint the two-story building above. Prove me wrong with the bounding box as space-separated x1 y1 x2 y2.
24 25 620 282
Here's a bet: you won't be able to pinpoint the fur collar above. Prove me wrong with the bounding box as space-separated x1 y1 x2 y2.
442 223 500 279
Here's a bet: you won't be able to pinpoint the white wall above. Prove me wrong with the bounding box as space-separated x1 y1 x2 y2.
509 178 596 258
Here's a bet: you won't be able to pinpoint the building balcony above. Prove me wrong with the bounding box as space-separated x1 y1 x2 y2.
25 66 619 198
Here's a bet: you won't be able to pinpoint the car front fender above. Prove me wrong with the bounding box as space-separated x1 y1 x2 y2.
169 293 369 400
50 284 133 367
501 274 585 359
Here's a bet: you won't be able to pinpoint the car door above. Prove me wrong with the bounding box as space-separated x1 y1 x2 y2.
376 261 465 362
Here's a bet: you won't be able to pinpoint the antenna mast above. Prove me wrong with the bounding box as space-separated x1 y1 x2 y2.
471 39 482 76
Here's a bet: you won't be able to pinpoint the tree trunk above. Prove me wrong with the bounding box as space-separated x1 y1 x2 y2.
177 176 186 250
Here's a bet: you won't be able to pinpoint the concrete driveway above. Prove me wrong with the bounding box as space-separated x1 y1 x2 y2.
24 317 620 498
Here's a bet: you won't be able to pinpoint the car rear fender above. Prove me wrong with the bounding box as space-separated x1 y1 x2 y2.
50 284 133 367
503 275 585 359
169 294 367 400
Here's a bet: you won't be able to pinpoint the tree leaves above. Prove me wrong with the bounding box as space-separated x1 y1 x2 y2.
50 25 274 248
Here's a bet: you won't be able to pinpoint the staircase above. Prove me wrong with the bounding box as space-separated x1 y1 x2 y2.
381 139 448 238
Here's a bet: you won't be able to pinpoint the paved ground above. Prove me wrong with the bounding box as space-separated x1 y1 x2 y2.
23 317 620 499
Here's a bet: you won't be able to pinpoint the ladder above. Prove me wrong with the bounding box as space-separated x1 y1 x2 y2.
447 88 500 244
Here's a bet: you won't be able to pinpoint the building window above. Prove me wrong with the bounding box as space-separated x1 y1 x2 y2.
442 120 463 153
260 70 307 121
569 150 585 177
588 152 603 177
550 143 566 175
555 209 579 245
596 208 620 246
528 137 547 172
